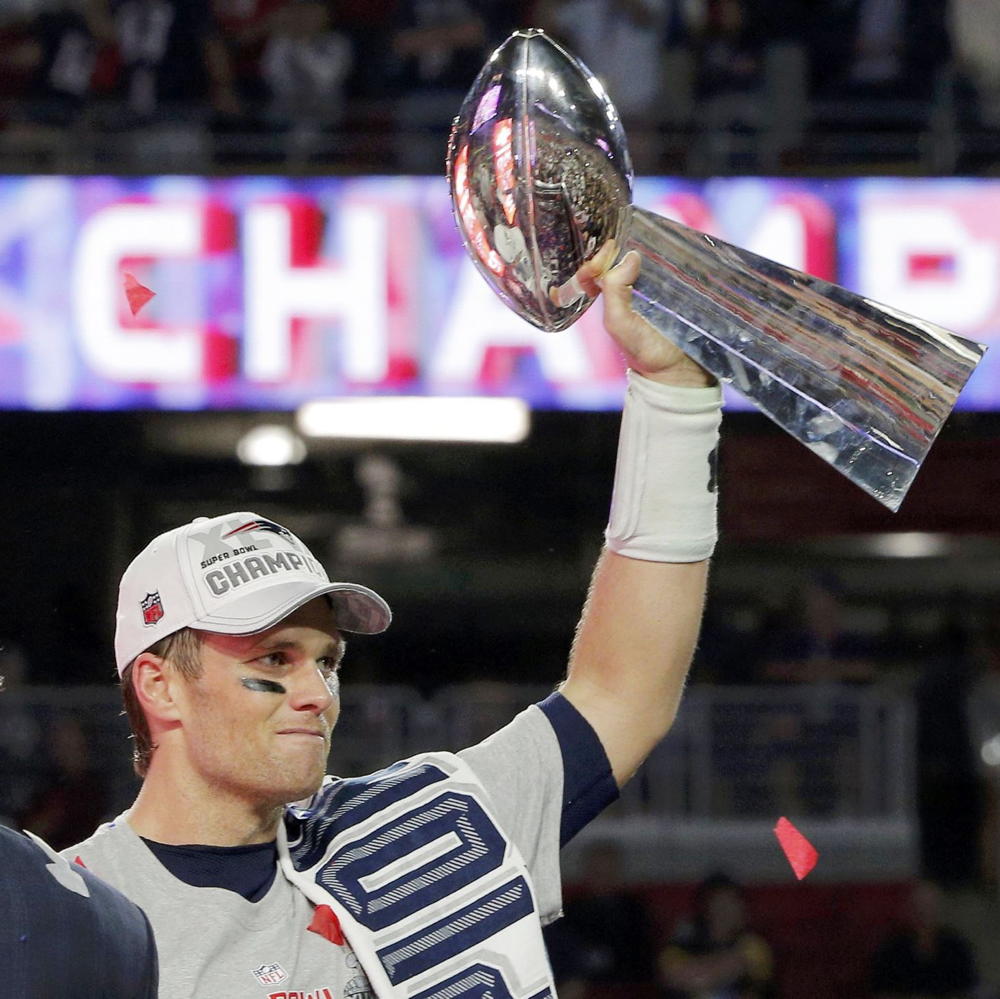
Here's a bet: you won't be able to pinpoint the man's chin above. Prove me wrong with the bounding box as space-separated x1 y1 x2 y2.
250 755 328 809
279 773 326 809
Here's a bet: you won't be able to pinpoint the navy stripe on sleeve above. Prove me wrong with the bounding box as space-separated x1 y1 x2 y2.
538 692 619 845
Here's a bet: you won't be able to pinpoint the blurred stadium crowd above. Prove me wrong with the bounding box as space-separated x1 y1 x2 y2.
1 0 1000 174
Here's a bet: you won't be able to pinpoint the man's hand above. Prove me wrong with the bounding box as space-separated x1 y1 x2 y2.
578 240 716 389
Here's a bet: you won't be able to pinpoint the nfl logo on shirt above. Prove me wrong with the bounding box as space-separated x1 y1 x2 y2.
253 963 288 986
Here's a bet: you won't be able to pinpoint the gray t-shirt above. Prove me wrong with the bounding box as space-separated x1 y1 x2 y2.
66 704 563 999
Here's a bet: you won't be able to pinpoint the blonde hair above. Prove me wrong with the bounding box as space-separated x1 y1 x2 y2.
120 628 203 777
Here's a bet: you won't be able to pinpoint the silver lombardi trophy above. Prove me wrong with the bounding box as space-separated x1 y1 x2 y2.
446 29 986 511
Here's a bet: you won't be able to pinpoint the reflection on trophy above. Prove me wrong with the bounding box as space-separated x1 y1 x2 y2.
446 29 986 512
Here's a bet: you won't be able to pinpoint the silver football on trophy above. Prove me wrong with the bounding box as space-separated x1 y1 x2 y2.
446 28 631 331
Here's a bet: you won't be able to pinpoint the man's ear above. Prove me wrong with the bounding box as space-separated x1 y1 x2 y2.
131 653 184 725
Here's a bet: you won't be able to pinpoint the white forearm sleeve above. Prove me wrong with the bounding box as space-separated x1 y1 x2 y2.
605 370 723 563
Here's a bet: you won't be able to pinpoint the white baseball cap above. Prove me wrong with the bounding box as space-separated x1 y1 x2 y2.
114 512 391 674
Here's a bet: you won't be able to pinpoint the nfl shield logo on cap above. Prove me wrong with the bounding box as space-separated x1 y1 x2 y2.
141 592 164 627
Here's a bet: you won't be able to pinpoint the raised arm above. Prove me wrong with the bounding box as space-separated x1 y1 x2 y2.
559 243 721 786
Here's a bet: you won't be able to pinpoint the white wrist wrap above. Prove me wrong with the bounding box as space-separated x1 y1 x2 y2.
605 370 722 562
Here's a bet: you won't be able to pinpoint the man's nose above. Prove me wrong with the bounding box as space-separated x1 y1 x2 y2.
289 665 335 713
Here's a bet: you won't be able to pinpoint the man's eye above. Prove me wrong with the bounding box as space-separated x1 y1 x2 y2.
257 652 287 668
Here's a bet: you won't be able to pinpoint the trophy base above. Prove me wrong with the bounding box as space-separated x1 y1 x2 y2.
626 207 986 511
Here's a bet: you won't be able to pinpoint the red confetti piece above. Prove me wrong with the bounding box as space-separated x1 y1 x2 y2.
73 855 86 868
307 904 345 946
123 272 156 316
774 816 818 880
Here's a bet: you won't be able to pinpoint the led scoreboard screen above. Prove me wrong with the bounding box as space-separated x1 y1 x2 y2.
1 175 998 411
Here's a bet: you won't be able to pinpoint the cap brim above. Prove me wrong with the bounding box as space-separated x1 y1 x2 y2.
191 580 391 636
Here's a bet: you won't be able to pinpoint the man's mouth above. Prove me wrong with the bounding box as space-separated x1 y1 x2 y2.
277 728 327 740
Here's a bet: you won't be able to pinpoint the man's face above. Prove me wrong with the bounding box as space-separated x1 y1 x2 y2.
173 598 344 810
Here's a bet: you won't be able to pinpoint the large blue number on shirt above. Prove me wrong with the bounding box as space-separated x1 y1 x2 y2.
306 763 545 992
315 791 506 931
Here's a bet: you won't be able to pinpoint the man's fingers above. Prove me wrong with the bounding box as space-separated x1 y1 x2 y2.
589 238 618 275
599 248 641 289
598 250 641 330
575 239 618 297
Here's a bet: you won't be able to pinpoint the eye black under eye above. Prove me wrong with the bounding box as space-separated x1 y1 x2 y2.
241 677 286 694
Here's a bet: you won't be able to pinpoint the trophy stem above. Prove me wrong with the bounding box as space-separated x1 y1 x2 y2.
626 207 986 511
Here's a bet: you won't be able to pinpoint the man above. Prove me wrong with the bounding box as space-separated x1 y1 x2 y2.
66 243 721 998
658 872 775 999
386 0 519 172
1 679 158 997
